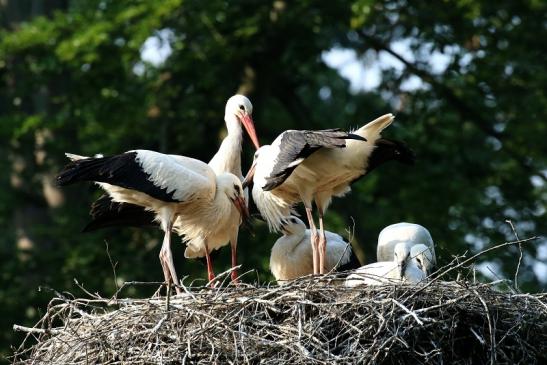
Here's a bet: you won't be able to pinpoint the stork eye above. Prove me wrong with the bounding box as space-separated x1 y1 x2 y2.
239 105 245 111
233 184 241 193
290 218 297 223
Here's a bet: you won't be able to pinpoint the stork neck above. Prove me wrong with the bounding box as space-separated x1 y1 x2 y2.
208 116 243 177
252 185 292 232
272 230 305 258
224 114 243 138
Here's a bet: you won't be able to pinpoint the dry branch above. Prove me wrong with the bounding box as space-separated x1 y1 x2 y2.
12 276 547 365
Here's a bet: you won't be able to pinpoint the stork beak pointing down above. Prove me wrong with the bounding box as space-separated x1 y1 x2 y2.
242 161 257 189
233 195 252 230
239 112 260 150
398 261 407 280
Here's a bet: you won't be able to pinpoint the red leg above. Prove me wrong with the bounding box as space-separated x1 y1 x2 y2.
162 220 182 294
204 242 216 285
318 213 327 275
305 206 319 275
230 231 239 283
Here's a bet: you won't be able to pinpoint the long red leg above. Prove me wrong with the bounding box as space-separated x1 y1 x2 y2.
318 213 327 275
158 245 172 297
204 242 216 285
305 206 319 275
230 231 239 283
161 220 182 294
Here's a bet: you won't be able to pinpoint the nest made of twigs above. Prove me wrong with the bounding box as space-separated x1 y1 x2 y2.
12 274 547 365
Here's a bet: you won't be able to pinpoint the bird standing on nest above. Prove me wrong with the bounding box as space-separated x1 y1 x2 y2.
57 151 250 292
244 114 415 275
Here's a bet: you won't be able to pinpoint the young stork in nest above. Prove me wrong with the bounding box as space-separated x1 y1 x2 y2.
243 114 415 275
377 222 436 277
270 216 361 284
345 242 426 287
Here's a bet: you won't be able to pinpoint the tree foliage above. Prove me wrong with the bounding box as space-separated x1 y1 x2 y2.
1 0 545 359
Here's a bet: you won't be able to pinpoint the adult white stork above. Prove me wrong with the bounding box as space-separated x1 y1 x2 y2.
79 95 259 283
270 216 361 284
377 222 436 276
56 150 250 292
345 243 426 287
181 94 258 282
243 114 415 275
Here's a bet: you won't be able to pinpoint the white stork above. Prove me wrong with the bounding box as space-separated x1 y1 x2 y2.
56 150 250 292
345 242 426 286
377 222 436 276
269 216 361 284
181 94 258 282
79 95 259 283
243 114 415 275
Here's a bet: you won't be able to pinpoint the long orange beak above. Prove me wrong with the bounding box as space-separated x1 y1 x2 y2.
233 195 252 229
240 113 260 150
242 160 257 189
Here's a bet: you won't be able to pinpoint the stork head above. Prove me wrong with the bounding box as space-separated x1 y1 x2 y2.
393 242 410 279
410 244 434 277
217 173 251 228
225 94 260 150
242 146 269 189
280 216 306 236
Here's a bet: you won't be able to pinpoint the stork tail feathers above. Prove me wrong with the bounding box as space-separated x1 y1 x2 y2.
354 113 394 137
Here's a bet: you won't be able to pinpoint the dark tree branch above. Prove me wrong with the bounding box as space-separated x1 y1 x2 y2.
357 32 546 183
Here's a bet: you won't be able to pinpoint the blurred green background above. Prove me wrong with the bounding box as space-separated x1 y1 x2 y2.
1 0 546 360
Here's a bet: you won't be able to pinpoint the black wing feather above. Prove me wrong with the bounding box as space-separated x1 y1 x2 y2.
82 195 157 232
56 152 179 203
367 138 415 172
347 138 416 187
263 129 365 191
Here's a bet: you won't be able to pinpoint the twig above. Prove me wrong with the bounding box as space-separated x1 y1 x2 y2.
104 240 119 299
472 289 496 365
505 220 523 292
13 325 61 335
391 299 424 326
409 236 538 299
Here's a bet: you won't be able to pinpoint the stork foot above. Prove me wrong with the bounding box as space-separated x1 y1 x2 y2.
231 270 239 284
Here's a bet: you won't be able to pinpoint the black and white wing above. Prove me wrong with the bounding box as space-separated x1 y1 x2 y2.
82 194 157 232
262 129 365 191
57 150 216 203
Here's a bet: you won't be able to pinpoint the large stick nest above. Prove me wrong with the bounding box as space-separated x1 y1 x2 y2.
12 276 547 364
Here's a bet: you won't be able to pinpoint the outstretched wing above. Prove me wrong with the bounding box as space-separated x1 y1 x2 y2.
57 150 215 203
262 129 365 191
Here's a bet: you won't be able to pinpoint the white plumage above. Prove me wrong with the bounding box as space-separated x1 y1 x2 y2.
269 216 358 284
377 222 436 276
245 114 414 275
345 243 426 287
57 150 249 292
71 95 259 285
177 94 259 282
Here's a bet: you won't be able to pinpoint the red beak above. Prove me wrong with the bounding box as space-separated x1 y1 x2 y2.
233 195 252 229
242 160 257 189
240 113 260 150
